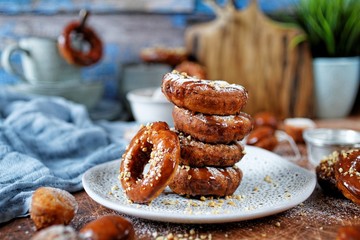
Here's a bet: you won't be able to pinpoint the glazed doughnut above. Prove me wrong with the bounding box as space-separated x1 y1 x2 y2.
169 165 243 197
253 111 278 130
79 215 135 240
315 151 343 197
58 21 102 66
174 60 207 79
162 71 248 115
119 122 180 204
30 225 80 240
334 149 360 205
140 47 187 66
177 131 245 167
246 126 278 151
30 187 78 230
173 106 253 144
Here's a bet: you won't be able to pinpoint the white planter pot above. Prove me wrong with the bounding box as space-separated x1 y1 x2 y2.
313 57 360 119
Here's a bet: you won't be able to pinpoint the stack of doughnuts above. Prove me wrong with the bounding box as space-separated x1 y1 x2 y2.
162 71 253 197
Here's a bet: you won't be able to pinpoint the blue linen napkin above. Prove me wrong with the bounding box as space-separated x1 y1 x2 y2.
0 89 131 224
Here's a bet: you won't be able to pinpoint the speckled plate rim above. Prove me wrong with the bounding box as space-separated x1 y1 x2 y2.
82 146 316 224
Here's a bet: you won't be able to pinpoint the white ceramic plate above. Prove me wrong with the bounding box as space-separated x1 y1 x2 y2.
82 146 316 224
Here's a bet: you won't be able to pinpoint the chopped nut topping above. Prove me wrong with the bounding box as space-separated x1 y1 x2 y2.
264 175 273 183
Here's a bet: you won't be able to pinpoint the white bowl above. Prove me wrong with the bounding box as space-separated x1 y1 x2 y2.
126 87 174 125
303 128 360 166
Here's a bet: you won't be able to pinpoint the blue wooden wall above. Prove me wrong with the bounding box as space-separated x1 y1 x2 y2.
0 0 298 14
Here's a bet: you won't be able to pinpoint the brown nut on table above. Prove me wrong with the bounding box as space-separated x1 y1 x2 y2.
79 215 135 240
30 187 78 230
246 126 278 151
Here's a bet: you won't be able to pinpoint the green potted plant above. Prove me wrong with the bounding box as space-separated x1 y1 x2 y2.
292 0 360 118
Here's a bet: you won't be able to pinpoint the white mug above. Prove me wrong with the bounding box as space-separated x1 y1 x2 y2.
1 37 81 85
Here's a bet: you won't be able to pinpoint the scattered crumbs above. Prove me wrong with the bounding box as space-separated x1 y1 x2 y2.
190 201 199 207
253 187 259 192
111 185 119 191
275 222 281 227
225 195 232 200
264 175 273 183
234 194 245 200
154 228 217 240
284 192 292 199
162 199 179 205
300 211 307 216
207 201 216 207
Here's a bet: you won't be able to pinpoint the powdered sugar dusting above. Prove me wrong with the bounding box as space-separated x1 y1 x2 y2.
165 71 246 93
284 187 360 224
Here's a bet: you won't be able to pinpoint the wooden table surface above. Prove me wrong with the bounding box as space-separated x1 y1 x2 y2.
1 117 359 240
